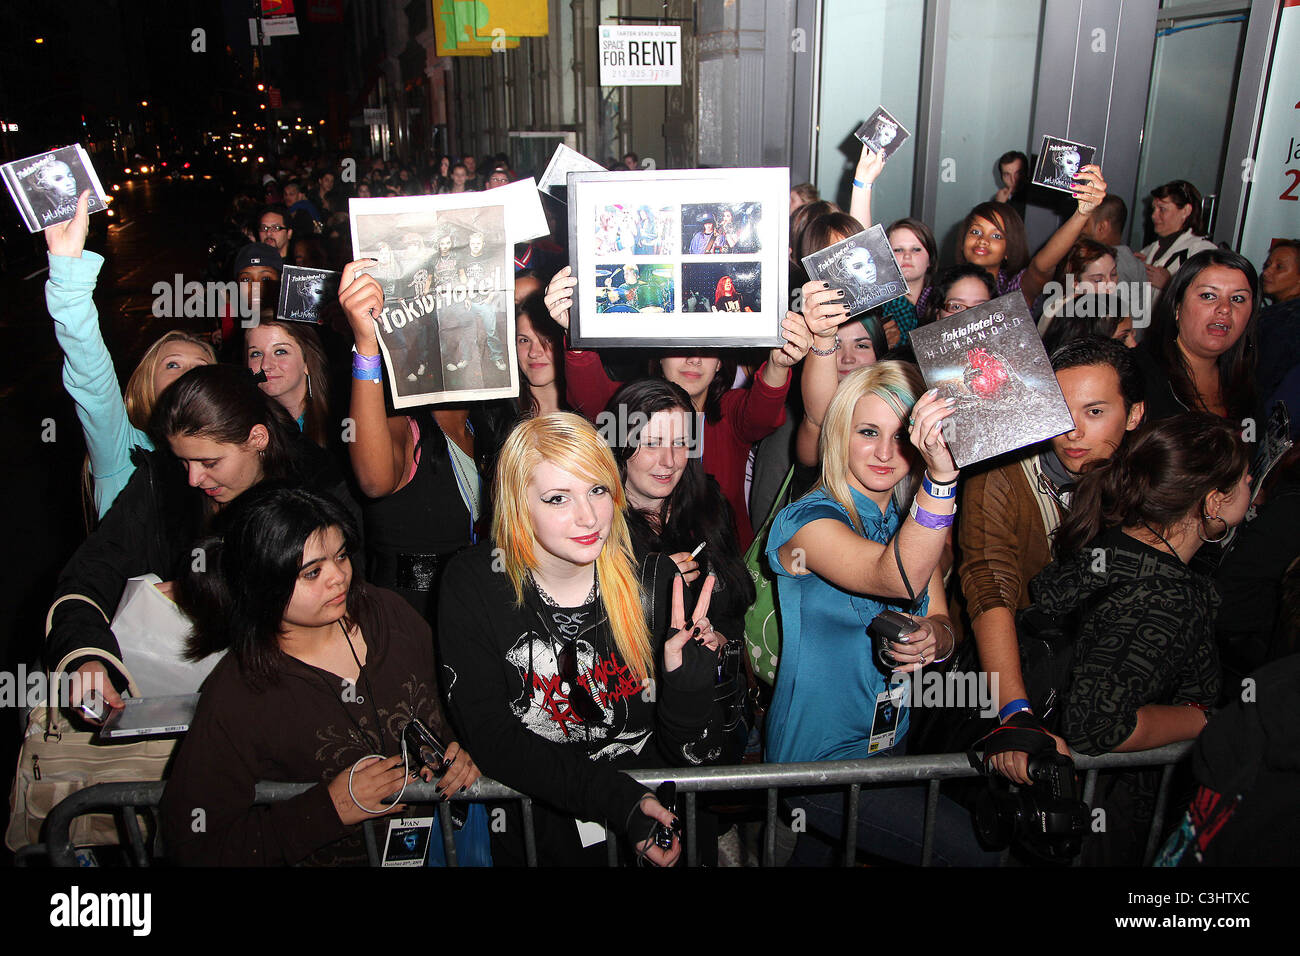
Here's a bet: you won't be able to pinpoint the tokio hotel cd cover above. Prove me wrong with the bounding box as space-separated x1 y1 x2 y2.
277 265 340 324
800 223 907 317
908 292 1074 468
1 144 108 232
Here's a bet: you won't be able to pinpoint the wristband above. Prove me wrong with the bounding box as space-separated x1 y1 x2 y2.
998 698 1032 722
909 499 955 529
931 619 956 663
351 347 382 368
924 469 958 487
852 179 872 190
352 365 383 382
920 472 957 500
809 335 840 356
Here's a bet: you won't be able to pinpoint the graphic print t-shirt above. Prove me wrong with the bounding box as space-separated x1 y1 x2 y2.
508 598 655 761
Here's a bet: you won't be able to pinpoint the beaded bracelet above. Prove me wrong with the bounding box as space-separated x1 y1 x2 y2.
809 335 840 357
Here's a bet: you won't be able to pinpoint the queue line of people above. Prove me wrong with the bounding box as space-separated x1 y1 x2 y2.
32 134 1300 868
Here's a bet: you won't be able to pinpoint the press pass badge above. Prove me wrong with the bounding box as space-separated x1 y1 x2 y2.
868 680 908 753
382 817 435 867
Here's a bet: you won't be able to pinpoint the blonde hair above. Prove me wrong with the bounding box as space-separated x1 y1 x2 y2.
816 361 924 534
123 331 217 431
492 412 654 681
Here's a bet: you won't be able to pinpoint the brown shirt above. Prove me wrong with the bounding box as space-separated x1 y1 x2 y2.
957 457 1059 620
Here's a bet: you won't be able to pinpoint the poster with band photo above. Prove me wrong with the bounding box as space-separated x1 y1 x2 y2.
800 224 907 317
566 167 788 348
1032 135 1096 195
349 195 518 409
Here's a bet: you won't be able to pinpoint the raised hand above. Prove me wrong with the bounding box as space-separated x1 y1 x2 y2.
907 388 959 482
338 260 385 351
801 280 849 341
769 311 813 369
1072 164 1107 216
663 572 717 674
855 143 886 186
45 190 91 258
544 266 577 330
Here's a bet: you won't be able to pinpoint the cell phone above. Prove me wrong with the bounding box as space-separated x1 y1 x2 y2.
652 781 681 852
402 718 467 828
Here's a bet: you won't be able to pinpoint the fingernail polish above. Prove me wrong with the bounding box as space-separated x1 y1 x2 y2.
692 626 701 637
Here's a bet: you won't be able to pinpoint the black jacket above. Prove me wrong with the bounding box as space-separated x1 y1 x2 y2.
46 440 359 681
1031 525 1220 756
437 542 721 865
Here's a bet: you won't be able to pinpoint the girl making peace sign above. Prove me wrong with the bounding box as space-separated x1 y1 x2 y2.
438 412 724 865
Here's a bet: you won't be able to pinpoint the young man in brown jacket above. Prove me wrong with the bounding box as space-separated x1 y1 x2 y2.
957 336 1145 783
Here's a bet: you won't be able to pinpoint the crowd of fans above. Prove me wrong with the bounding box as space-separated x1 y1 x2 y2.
33 130 1300 868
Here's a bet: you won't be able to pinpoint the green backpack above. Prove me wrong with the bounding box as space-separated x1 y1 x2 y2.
743 467 796 685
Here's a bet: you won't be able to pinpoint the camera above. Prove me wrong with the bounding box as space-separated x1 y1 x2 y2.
867 609 918 667
974 751 1088 862
402 718 467 829
651 781 681 853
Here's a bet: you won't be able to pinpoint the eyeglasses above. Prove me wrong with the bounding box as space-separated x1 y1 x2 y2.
259 224 287 233
558 639 607 725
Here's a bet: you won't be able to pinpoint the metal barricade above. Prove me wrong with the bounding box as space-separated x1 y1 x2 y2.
41 742 1193 868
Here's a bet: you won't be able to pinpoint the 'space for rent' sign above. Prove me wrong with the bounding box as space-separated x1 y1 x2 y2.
598 25 682 87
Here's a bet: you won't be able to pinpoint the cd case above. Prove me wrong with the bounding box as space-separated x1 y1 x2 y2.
537 143 605 203
800 223 908 317
908 292 1074 468
854 106 911 162
1032 135 1096 195
277 265 340 324
99 694 200 739
1 144 108 232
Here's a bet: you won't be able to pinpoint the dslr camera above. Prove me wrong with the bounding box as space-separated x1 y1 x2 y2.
974 751 1088 862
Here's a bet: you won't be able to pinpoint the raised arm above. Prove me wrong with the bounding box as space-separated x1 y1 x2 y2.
544 266 621 418
338 260 416 499
1019 164 1108 305
848 144 885 229
796 281 850 466
777 391 958 599
45 191 148 517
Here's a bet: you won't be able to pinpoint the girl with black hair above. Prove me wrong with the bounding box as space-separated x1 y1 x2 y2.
956 162 1107 308
161 486 477 866
606 378 757 761
338 261 514 625
46 364 356 722
1135 248 1260 428
1031 413 1250 863
514 291 568 417
542 267 813 547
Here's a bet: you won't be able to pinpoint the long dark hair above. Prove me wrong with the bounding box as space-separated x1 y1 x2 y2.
241 319 332 448
606 379 755 613
886 217 939 291
1053 413 1249 558
515 286 568 417
1143 248 1259 421
178 485 367 687
151 364 301 482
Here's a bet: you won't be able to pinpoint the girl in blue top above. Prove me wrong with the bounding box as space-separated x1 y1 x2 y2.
766 361 995 866
45 191 215 517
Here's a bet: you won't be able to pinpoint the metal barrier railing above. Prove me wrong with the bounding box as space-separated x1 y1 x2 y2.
39 742 1194 868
